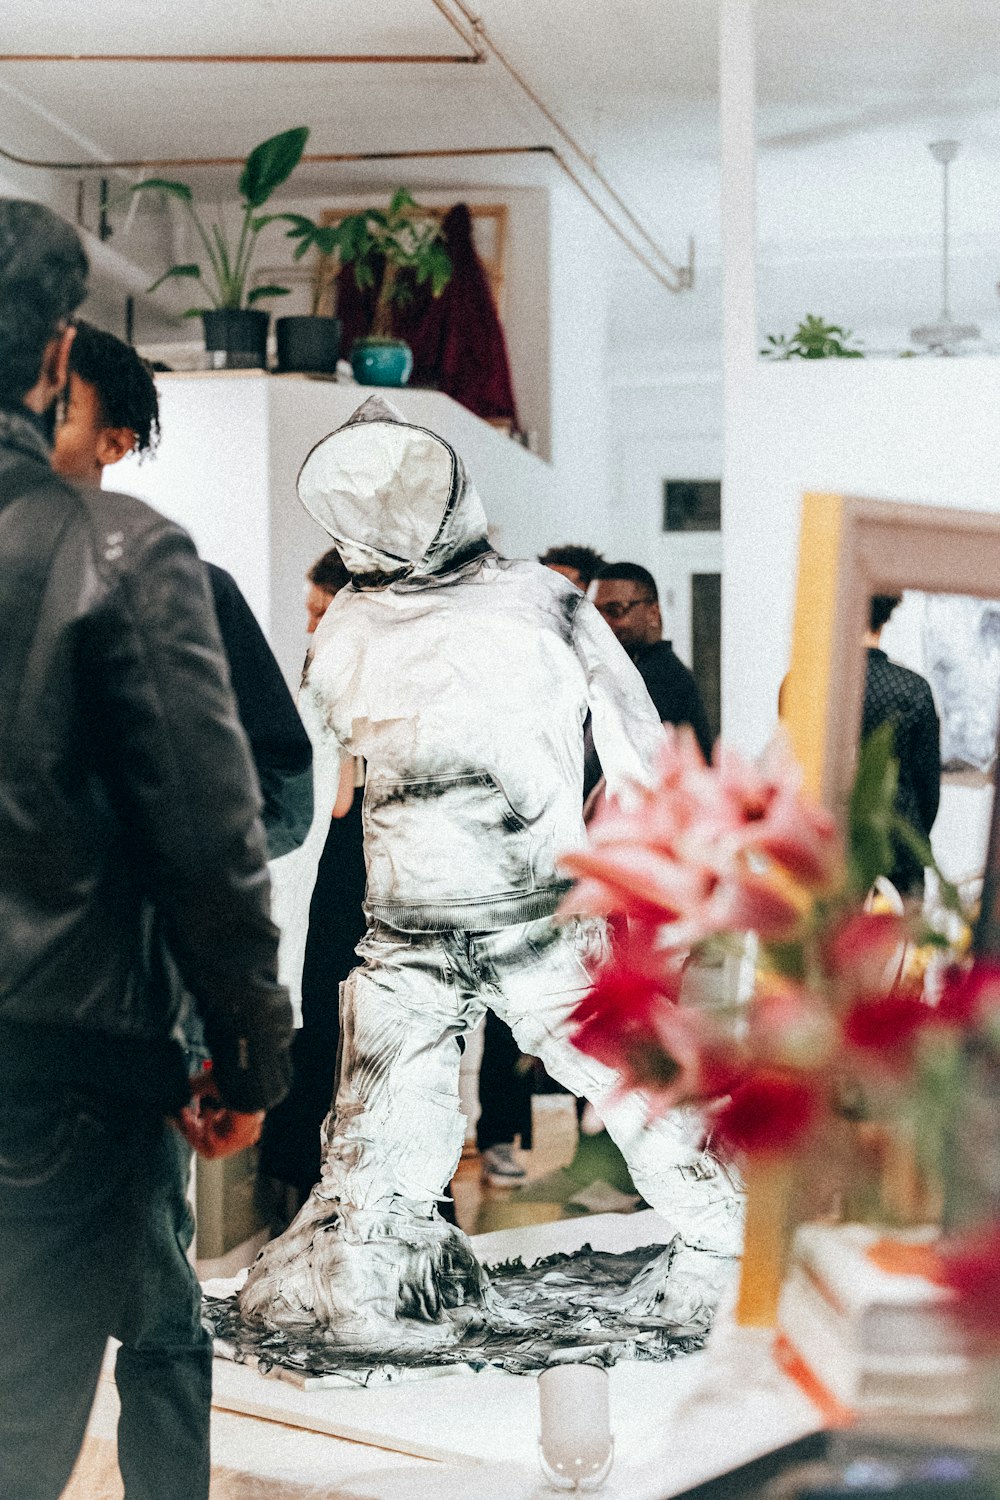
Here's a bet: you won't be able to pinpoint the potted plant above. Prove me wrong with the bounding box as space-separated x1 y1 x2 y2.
282 189 452 386
133 126 309 369
264 216 343 376
761 315 864 359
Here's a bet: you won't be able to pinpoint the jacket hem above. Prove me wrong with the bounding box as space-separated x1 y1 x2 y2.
367 883 572 933
0 1019 192 1114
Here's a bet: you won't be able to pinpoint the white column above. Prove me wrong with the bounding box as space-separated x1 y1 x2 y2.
547 172 614 551
719 0 758 739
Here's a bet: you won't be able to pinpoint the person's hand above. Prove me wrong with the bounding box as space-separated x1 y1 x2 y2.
174 1071 265 1160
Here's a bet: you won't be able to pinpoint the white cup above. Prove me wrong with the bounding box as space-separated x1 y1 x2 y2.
537 1363 615 1492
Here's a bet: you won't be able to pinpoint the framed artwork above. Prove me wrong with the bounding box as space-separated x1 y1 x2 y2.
922 592 1000 775
782 492 1000 822
662 479 721 533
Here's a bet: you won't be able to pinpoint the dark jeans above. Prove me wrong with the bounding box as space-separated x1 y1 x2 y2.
113 1123 211 1500
0 1085 210 1500
260 799 367 1197
476 1006 533 1152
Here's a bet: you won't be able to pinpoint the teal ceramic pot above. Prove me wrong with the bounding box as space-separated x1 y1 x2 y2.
350 338 413 387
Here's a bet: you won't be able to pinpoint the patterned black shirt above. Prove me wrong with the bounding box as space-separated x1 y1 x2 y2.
861 648 941 892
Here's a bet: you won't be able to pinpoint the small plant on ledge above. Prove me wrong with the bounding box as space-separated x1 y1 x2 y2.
762 315 864 359
132 126 310 369
275 189 453 386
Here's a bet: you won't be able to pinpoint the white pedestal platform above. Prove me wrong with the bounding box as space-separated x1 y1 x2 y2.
185 1211 823 1498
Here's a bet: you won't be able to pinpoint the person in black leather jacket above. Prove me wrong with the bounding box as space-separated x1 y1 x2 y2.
0 200 293 1500
51 318 312 1500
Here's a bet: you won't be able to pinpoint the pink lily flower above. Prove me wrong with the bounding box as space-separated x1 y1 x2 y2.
558 844 715 924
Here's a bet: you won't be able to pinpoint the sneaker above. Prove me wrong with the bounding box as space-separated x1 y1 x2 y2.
480 1143 527 1187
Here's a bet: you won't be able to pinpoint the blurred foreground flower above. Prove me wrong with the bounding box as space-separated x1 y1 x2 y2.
564 723 975 1178
935 1221 1000 1342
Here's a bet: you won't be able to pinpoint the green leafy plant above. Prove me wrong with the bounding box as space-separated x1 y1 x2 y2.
132 127 310 313
260 216 341 318
274 189 452 336
762 315 864 360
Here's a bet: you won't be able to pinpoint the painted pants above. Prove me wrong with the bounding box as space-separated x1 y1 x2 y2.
240 917 741 1338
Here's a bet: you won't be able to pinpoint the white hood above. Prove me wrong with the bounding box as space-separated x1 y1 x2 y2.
297 395 492 587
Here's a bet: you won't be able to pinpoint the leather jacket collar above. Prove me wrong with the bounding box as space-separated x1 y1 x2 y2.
0 405 52 465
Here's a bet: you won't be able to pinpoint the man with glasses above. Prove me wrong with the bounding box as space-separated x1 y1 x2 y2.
594 561 713 759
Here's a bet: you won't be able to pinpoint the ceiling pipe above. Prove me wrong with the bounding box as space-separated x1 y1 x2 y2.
0 52 483 64
0 0 483 66
0 136 693 294
0 0 694 295
434 0 693 289
0 142 553 172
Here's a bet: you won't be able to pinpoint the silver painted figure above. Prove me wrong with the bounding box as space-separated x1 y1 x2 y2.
240 397 740 1345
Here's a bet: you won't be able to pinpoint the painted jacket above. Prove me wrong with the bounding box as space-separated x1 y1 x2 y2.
286 395 665 939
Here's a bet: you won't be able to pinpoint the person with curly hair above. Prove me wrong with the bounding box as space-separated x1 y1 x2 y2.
53 319 160 481
538 542 605 592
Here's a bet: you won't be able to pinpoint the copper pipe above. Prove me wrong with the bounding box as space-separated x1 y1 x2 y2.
0 142 552 172
436 0 691 287
0 134 690 293
0 52 482 64
427 0 483 55
1 0 483 66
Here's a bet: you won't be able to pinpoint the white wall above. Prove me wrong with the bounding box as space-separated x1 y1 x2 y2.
723 357 1000 879
545 174 614 545
112 374 277 623
608 372 722 659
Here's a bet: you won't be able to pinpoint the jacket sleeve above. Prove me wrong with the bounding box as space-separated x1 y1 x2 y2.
206 563 314 860
674 668 714 762
908 679 942 837
570 594 666 797
88 518 293 1112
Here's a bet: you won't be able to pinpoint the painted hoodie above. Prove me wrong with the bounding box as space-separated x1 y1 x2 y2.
294 394 664 933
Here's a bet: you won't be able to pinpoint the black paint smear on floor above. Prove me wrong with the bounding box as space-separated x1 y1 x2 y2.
205 1241 710 1388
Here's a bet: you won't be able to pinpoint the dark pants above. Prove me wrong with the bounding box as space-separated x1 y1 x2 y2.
260 799 367 1197
476 1006 533 1152
0 1085 208 1500
113 1125 211 1500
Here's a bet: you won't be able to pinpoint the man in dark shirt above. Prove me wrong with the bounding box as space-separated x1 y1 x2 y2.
862 594 941 894
594 561 714 759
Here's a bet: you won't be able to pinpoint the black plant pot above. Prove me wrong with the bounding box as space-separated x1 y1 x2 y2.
276 315 342 375
201 309 269 370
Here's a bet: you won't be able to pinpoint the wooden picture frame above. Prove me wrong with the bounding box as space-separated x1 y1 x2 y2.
783 492 1000 823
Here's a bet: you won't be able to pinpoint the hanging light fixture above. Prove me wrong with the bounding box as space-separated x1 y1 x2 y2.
910 140 981 355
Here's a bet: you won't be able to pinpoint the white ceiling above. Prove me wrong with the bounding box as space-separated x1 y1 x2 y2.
4 1 1000 166
4 1 1000 361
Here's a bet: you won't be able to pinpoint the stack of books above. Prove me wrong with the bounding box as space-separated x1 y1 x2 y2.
777 1223 975 1417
